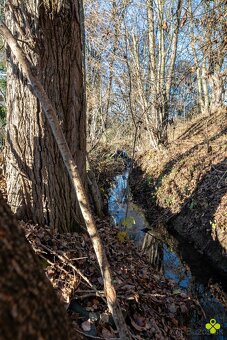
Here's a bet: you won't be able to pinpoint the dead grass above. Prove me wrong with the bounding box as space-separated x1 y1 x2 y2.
137 109 226 211
133 108 227 270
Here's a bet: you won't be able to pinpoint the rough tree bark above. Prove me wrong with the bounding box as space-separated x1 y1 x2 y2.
0 192 74 340
5 0 86 232
0 22 130 339
87 158 103 218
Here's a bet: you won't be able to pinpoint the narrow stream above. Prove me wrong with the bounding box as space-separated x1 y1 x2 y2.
108 167 227 339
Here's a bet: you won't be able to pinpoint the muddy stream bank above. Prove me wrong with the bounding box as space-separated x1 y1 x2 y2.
108 163 227 339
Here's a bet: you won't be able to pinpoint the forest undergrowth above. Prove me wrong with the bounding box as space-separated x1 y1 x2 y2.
0 145 199 339
1 110 226 338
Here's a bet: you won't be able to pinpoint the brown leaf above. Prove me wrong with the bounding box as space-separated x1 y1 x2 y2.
81 319 92 332
130 317 145 332
120 284 135 291
180 304 188 314
168 303 177 314
171 318 178 327
133 314 146 327
102 328 115 338
100 312 110 324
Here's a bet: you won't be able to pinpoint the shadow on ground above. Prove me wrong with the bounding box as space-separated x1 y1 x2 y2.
130 156 227 275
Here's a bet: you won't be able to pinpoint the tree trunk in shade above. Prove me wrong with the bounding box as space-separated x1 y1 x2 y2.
5 0 86 232
0 19 130 338
0 192 75 339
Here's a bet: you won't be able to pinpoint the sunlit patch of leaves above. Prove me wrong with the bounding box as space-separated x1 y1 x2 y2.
121 216 136 228
117 231 127 242
117 216 136 242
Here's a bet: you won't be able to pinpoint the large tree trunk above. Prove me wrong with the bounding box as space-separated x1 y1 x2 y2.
0 20 130 338
0 192 74 339
5 0 86 232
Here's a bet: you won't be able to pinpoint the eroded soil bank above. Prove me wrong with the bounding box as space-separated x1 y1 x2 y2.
130 109 227 275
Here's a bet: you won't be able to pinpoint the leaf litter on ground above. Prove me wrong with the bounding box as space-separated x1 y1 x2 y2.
20 216 198 339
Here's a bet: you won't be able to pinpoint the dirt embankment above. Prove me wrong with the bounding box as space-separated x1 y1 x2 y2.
131 109 227 274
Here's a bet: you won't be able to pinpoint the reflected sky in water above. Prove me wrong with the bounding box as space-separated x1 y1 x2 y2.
108 170 227 339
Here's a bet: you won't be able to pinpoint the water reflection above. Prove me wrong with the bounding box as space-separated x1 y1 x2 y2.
108 171 227 339
142 232 164 272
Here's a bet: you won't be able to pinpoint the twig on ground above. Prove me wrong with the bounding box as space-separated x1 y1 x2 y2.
74 292 105 300
39 243 106 303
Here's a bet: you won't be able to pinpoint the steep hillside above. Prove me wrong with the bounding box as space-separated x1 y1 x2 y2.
131 109 227 274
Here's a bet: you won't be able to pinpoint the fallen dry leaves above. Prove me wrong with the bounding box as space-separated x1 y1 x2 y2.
20 217 197 339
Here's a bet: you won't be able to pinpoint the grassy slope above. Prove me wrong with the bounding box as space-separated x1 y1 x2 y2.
133 109 227 273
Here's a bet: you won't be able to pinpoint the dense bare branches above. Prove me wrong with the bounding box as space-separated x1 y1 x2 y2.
85 0 226 148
